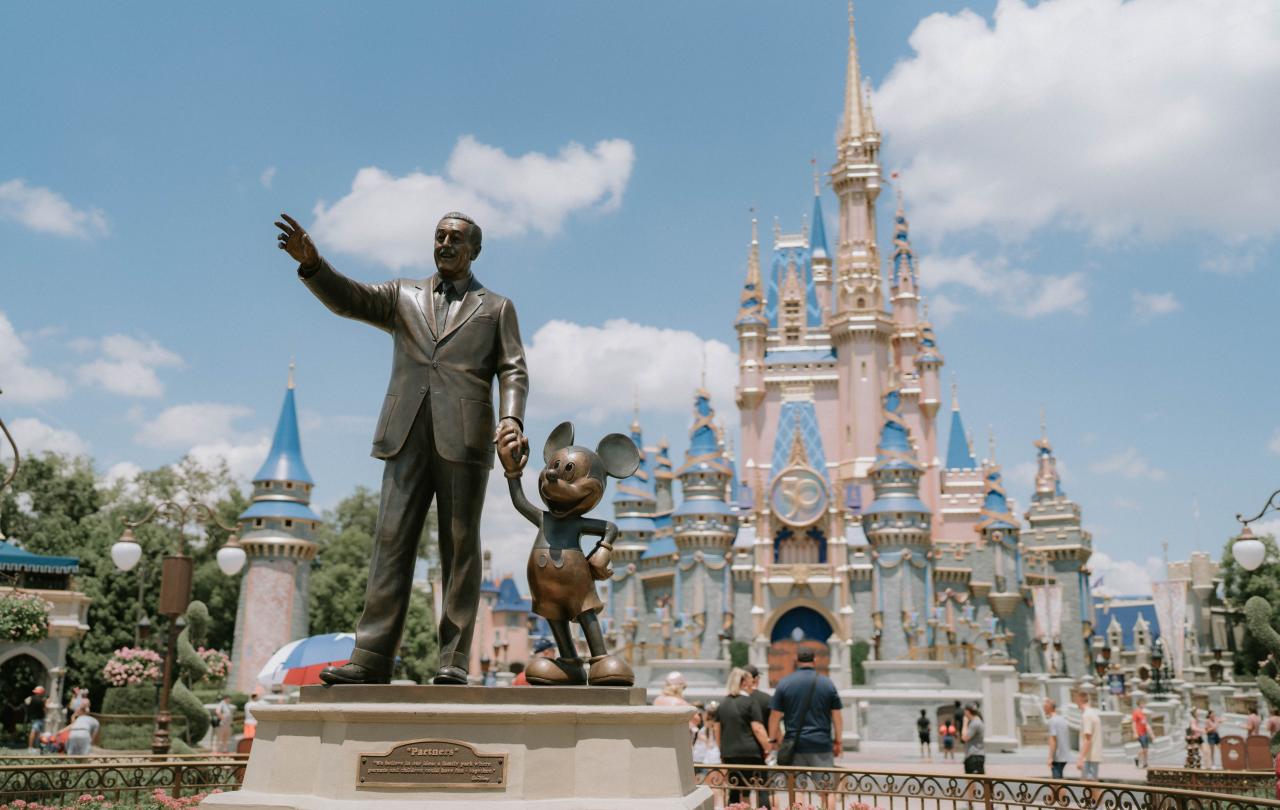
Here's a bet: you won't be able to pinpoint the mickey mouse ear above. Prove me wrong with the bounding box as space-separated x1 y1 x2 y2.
543 422 575 464
596 433 641 479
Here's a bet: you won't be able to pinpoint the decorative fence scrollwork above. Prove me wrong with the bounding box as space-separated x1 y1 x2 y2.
0 756 247 806
695 764 1280 809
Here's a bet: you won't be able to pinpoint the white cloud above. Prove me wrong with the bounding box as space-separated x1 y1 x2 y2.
523 319 737 424
923 292 964 326
924 253 1086 317
185 437 272 483
1268 428 1280 456
2 418 89 458
0 312 69 403
76 334 184 398
1090 551 1166 597
311 135 636 269
100 460 142 488
875 0 1280 242
1202 250 1259 275
1089 447 1167 481
1131 290 1180 320
135 403 253 449
260 166 277 189
0 178 108 238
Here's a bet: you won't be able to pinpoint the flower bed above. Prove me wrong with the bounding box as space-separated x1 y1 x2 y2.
0 592 52 643
102 648 163 688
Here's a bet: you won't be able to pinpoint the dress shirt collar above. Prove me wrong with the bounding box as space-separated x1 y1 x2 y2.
434 272 473 297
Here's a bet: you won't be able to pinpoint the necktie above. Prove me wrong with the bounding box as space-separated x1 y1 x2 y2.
434 283 452 335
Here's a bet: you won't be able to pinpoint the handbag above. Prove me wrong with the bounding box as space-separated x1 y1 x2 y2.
776 669 821 766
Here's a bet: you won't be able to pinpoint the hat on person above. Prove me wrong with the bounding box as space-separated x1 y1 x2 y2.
797 648 816 663
32 686 45 695
664 671 687 689
532 638 556 654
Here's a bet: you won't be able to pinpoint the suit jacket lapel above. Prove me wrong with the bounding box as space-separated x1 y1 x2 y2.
439 278 485 343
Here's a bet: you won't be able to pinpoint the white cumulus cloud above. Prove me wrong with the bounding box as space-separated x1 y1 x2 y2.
260 166 277 189
1131 290 1181 320
311 135 636 269
923 253 1086 317
76 334 184 398
135 402 253 449
1268 428 1280 456
523 319 737 424
186 437 273 483
1089 447 1166 481
875 0 1280 242
2 418 89 458
0 178 108 238
1090 551 1166 597
0 312 69 403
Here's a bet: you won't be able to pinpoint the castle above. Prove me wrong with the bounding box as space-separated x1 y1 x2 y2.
598 6 1097 699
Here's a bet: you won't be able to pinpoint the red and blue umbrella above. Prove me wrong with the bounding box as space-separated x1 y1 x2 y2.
256 633 355 687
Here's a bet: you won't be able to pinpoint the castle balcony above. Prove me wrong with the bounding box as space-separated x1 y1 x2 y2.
764 562 836 600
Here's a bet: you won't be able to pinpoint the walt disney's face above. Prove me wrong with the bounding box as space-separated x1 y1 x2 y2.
538 447 604 518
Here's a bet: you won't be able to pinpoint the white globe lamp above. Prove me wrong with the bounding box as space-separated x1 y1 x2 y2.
216 535 247 576
111 528 143 572
1233 525 1266 572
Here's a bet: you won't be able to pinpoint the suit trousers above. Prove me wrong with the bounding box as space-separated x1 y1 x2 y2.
349 395 489 675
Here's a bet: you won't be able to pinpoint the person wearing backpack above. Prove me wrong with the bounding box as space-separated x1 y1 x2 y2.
767 648 843 807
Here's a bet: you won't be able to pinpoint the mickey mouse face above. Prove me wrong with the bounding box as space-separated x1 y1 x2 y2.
538 447 605 518
537 422 642 519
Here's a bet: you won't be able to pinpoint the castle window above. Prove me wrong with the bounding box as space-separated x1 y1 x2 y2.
284 519 294 528
263 482 272 489
286 482 294 489
254 519 263 527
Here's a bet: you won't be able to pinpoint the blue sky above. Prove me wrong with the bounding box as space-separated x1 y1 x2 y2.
2 0 1278 591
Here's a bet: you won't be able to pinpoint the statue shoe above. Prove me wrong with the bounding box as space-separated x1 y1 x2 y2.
318 662 390 687
432 665 469 685
525 656 587 686
587 654 635 686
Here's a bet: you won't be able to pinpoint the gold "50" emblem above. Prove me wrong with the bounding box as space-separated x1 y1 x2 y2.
769 466 828 527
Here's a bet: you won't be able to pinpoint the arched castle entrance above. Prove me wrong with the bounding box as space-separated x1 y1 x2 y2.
767 606 833 684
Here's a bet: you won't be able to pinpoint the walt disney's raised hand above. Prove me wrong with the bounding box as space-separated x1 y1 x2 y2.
275 212 320 269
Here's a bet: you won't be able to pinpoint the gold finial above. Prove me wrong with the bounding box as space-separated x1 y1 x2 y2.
1040 407 1047 440
773 216 781 241
951 373 959 411
812 157 820 197
841 0 865 142
988 426 997 465
750 208 758 245
287 357 296 390
700 345 708 389
631 388 641 433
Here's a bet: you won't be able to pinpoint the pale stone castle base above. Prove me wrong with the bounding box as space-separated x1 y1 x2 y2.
202 685 712 810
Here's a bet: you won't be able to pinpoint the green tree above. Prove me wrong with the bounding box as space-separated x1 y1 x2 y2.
1221 530 1280 676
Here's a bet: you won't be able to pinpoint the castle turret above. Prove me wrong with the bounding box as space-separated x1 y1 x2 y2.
654 436 675 519
861 389 934 659
230 364 321 693
810 172 833 316
612 415 659 562
673 390 738 555
1022 417 1093 676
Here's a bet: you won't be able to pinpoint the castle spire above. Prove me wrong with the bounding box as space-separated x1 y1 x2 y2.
1033 409 1064 499
945 377 977 470
840 1 866 144
735 216 766 326
810 179 830 260
252 366 313 485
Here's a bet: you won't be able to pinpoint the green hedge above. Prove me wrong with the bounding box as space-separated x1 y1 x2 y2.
102 685 157 715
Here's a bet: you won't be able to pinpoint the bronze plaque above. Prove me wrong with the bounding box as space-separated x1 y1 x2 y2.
357 738 507 790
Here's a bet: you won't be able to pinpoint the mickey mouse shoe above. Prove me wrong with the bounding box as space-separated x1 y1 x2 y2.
526 656 587 686
587 654 634 686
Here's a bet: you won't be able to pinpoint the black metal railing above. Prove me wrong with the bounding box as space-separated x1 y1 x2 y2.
0 756 247 806
694 764 1280 809
1148 767 1276 799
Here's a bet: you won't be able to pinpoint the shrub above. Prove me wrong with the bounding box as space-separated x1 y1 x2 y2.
0 591 52 642
102 648 163 687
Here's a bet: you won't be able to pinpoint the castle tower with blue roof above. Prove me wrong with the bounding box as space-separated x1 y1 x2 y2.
230 362 321 694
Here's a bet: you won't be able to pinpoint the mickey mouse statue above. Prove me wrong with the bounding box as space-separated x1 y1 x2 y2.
499 421 639 686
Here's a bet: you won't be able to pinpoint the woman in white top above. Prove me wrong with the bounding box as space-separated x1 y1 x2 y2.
58 705 99 756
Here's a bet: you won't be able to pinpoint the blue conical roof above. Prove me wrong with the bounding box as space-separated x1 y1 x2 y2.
253 386 313 484
946 408 976 469
810 192 829 259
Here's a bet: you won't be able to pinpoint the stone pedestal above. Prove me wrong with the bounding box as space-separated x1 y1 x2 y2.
203 685 711 810
1207 685 1234 716
978 663 1018 752
1045 676 1076 710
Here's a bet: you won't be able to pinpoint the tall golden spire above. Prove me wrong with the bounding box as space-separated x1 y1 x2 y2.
287 356 296 390
840 0 866 144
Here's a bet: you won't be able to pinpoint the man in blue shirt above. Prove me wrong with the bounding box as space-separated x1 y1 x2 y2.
767 648 844 767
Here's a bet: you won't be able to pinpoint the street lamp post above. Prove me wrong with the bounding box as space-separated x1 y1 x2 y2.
111 499 246 754
1232 491 1280 573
